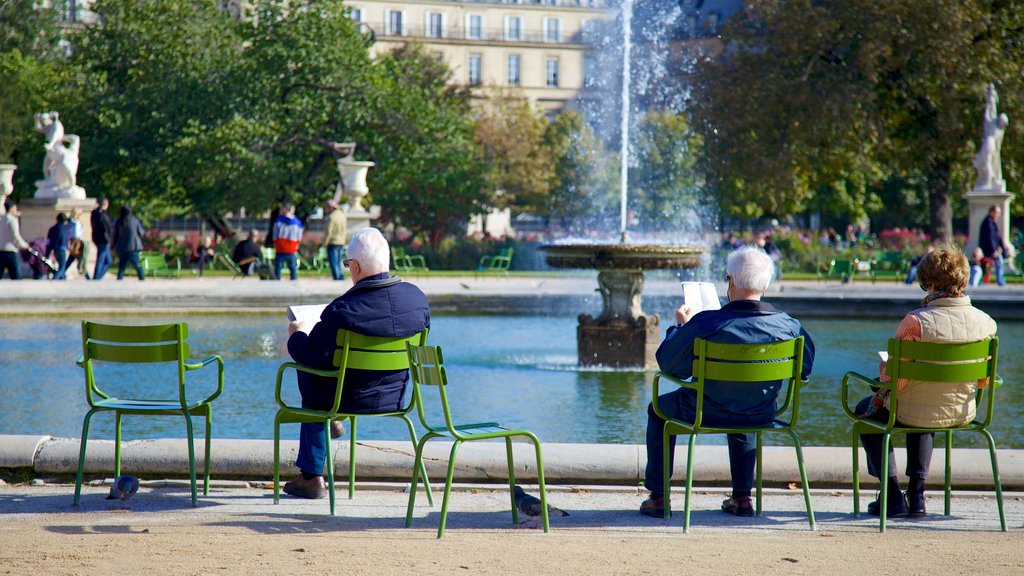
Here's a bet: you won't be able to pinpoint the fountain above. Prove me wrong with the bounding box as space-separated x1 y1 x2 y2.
541 0 706 369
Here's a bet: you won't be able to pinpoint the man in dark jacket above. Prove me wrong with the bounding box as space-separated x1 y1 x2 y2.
978 205 1006 286
640 246 815 518
283 227 430 499
90 197 113 280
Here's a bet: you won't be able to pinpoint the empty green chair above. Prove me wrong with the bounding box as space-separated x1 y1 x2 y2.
74 321 224 506
390 247 428 273
652 337 814 532
842 337 1005 532
476 247 514 277
404 344 549 538
273 329 433 515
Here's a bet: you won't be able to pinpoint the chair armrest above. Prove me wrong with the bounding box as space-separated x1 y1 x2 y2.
183 355 225 405
841 370 895 423
274 361 340 408
651 371 699 424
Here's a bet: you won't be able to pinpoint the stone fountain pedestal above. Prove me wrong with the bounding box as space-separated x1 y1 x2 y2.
543 243 705 369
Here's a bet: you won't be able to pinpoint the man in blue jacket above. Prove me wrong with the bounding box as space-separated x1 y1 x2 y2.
283 227 430 499
641 246 815 518
978 205 1007 286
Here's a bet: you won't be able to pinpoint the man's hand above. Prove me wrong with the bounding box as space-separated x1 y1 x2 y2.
674 304 696 325
288 320 313 336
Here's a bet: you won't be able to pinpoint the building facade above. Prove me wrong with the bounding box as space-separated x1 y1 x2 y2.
347 0 610 112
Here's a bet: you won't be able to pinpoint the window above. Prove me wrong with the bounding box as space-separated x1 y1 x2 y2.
507 55 521 86
546 58 559 88
468 54 482 86
349 7 363 22
387 10 404 36
505 16 522 41
544 18 561 42
467 14 483 39
427 12 444 38
583 56 596 86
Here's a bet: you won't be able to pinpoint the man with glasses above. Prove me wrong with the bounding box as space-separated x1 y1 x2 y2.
640 246 816 518
282 227 430 499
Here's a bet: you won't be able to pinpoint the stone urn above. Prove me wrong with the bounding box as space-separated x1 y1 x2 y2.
337 155 376 211
542 242 706 368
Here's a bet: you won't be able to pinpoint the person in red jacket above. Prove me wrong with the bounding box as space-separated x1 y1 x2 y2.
273 202 303 280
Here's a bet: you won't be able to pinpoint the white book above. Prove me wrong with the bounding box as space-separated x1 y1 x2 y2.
287 304 328 324
680 282 721 314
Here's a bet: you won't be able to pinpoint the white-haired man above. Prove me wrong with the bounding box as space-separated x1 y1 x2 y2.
283 227 430 499
640 246 816 518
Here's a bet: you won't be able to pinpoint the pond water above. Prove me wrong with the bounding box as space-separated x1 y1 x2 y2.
1 314 1020 448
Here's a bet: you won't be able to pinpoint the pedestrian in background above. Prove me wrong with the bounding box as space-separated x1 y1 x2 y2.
112 205 146 281
324 199 347 281
0 200 29 280
45 212 74 280
90 197 113 280
273 202 303 281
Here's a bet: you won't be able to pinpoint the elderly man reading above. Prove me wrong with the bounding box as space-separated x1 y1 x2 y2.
283 227 430 499
640 246 816 517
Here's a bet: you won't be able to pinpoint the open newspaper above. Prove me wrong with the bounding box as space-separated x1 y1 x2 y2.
680 281 722 314
286 304 328 325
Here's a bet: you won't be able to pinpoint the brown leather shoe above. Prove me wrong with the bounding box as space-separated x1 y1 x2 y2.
283 475 327 499
640 496 665 517
721 496 754 517
329 420 345 439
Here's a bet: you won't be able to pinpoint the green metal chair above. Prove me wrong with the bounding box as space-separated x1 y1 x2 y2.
391 247 428 273
139 251 182 278
869 251 907 283
824 259 855 283
476 247 514 278
841 337 1005 532
652 337 814 532
404 344 549 538
273 329 433 515
74 321 224 507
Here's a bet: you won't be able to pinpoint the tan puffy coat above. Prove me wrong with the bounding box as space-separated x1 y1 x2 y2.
896 297 997 428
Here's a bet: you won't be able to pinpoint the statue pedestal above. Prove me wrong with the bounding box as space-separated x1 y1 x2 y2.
345 205 381 242
20 197 98 278
577 270 660 369
965 187 1015 262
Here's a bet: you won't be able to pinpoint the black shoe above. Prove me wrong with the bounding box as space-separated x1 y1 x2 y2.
867 491 909 517
283 475 327 499
329 420 345 439
640 496 664 518
907 491 927 517
721 496 754 517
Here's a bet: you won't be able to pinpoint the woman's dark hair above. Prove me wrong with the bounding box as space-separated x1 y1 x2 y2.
119 205 132 219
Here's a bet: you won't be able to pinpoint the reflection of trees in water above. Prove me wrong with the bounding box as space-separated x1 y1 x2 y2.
573 370 654 444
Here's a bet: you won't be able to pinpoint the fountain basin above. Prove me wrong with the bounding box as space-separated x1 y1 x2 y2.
541 243 705 270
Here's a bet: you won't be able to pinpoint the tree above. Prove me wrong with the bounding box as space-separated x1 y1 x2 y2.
629 111 703 232
363 43 488 247
543 111 617 229
474 89 553 213
691 0 1024 239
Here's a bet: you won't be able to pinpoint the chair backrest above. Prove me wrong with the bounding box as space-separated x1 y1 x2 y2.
324 329 428 413
406 344 457 432
692 337 805 421
80 321 189 406
830 260 853 274
886 337 999 425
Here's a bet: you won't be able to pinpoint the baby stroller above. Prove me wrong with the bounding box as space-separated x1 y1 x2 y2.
22 238 58 279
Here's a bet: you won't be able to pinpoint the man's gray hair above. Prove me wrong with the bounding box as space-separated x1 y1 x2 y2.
347 227 390 274
726 245 774 293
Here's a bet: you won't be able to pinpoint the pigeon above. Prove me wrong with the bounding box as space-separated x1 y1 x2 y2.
513 485 568 527
106 475 140 507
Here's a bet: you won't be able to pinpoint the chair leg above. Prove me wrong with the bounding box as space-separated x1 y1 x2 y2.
944 430 952 516
324 419 335 516
203 407 212 496
438 440 463 539
74 409 97 506
878 433 891 533
505 437 517 524
755 432 763 517
851 426 861 517
348 417 357 501
114 411 123 478
981 430 1006 532
683 434 697 533
788 430 816 530
532 436 549 534
662 425 672 519
183 412 197 507
405 435 434 528
273 413 282 505
400 415 433 507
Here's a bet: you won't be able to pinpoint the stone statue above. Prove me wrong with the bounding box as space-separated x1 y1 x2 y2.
973 84 1010 191
33 112 86 199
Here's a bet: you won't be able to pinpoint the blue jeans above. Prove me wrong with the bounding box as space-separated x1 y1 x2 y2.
117 251 145 280
327 244 345 280
94 243 112 280
53 249 68 280
991 253 1005 286
275 253 298 280
644 387 767 497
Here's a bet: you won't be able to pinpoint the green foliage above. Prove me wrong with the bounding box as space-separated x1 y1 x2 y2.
543 111 616 225
629 111 703 231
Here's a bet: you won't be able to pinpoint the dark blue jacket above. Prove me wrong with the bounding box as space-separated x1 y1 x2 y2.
46 222 74 257
655 299 815 424
979 215 1005 257
287 272 430 413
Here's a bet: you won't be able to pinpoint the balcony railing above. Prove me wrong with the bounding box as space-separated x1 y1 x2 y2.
365 23 592 45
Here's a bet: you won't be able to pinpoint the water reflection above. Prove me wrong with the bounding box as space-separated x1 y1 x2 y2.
0 314 1019 447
